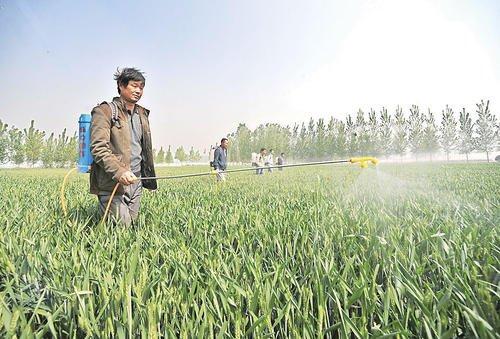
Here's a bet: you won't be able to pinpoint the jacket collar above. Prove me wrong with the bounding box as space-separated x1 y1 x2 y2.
112 96 150 116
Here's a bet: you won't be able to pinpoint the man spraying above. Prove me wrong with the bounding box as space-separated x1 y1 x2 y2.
89 68 157 225
213 138 229 181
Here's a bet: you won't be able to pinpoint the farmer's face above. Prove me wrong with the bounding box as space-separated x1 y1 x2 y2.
120 80 144 103
221 140 229 149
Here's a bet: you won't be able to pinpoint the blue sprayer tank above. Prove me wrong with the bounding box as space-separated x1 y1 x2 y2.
78 114 93 173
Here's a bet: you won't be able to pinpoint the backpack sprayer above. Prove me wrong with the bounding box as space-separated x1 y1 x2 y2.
78 114 93 173
63 113 379 222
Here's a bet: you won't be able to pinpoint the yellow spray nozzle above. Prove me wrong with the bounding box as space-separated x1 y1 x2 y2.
349 157 379 168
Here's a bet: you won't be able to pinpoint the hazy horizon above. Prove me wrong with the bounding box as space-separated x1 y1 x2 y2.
1 0 499 152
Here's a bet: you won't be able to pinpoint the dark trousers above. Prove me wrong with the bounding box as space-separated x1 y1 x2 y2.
98 180 143 226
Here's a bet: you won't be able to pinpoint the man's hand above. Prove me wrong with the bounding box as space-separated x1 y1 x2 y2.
119 171 138 185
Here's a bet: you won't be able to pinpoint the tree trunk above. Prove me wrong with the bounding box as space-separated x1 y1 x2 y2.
486 151 489 162
466 153 469 163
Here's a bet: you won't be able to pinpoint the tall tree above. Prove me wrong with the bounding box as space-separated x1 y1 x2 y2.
306 118 316 158
392 106 407 161
8 127 25 165
0 120 8 164
378 107 392 158
23 120 45 166
54 129 69 167
175 146 187 162
423 109 439 160
315 118 327 159
334 120 348 158
41 133 56 167
228 132 240 162
475 100 498 162
325 117 337 158
189 147 201 162
439 105 457 161
233 123 252 162
151 148 157 163
165 145 174 163
156 147 165 163
295 123 308 161
290 123 300 160
367 109 379 156
251 123 291 160
345 114 357 156
458 108 474 162
355 109 369 155
188 146 196 162
407 105 424 160
65 132 78 166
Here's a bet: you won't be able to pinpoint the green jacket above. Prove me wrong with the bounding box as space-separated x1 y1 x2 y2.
89 97 157 194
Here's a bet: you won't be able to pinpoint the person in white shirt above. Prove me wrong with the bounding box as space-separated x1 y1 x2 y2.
256 148 266 175
251 152 258 167
208 143 218 169
265 149 274 173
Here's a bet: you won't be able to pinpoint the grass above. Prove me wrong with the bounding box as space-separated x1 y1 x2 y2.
0 163 498 337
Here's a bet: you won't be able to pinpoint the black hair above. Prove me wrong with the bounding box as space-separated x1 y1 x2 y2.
260 148 266 152
281 153 285 156
221 138 228 143
114 67 146 94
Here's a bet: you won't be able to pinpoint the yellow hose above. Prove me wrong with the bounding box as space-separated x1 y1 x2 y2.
60 167 77 217
101 183 120 225
60 167 121 224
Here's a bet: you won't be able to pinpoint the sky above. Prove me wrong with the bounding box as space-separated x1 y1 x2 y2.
1 0 499 152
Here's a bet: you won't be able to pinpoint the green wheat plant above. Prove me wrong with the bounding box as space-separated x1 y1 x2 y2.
0 163 498 338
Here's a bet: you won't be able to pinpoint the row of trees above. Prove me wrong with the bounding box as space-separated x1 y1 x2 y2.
1 100 497 167
0 120 77 167
227 100 499 162
153 145 202 163
0 119 204 167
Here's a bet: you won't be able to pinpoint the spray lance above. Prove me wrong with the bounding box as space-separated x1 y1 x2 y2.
139 157 379 181
62 113 379 221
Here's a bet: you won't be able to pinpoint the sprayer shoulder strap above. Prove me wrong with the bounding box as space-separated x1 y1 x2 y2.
107 101 118 122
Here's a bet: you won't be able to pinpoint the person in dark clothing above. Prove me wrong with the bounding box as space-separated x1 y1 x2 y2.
277 152 285 171
213 138 229 181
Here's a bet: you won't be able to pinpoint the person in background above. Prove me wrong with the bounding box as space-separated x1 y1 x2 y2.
265 149 274 172
251 152 258 167
277 152 285 171
209 142 218 168
213 138 229 181
256 148 267 175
